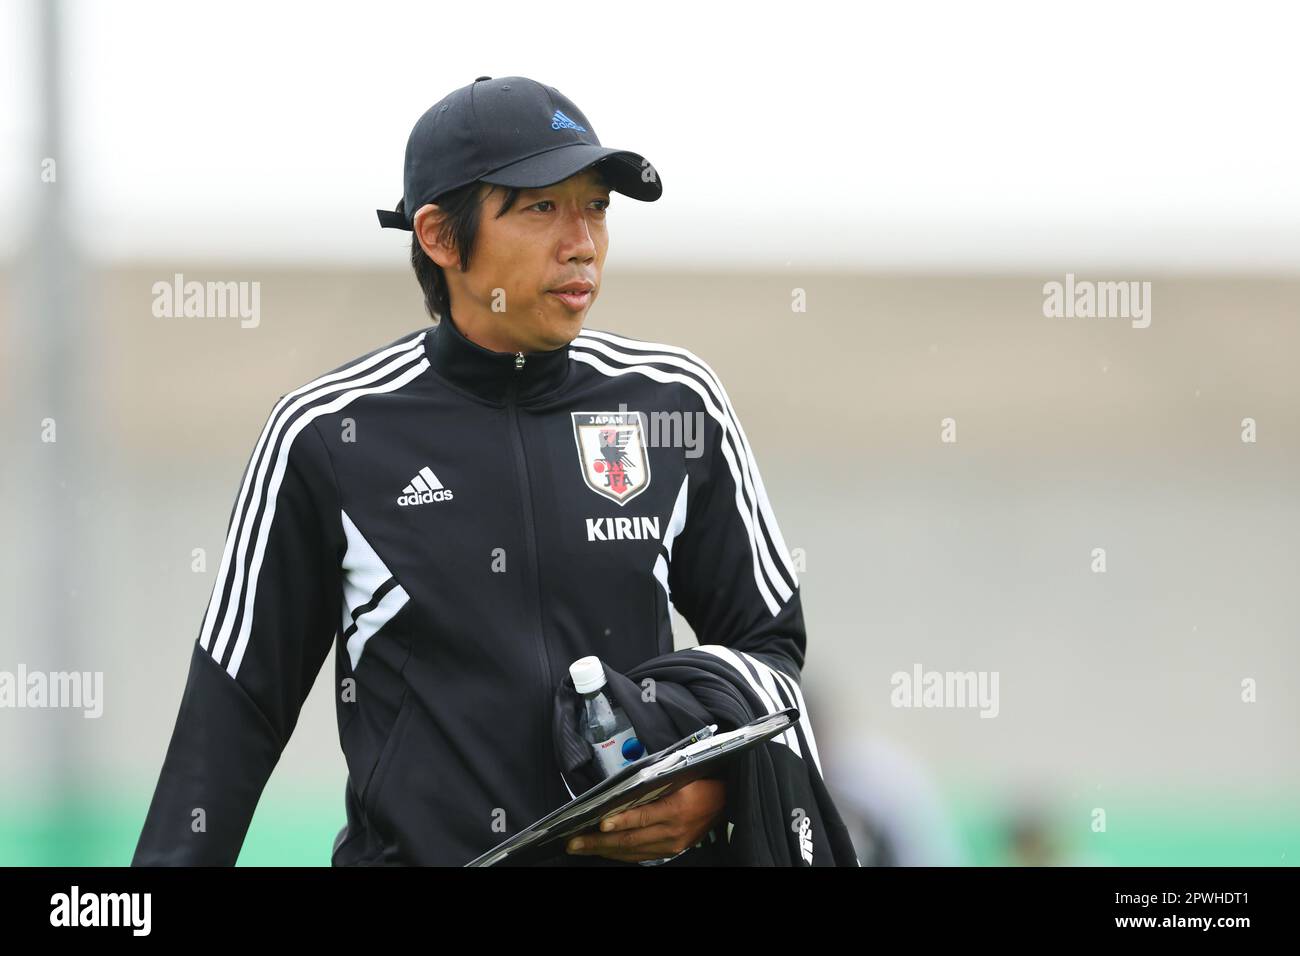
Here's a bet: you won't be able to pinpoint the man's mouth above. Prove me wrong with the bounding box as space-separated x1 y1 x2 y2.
547 289 592 311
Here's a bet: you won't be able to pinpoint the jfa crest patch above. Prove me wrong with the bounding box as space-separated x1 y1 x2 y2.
571 411 652 506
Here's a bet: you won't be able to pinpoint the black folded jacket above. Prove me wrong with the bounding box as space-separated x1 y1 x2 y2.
551 645 861 866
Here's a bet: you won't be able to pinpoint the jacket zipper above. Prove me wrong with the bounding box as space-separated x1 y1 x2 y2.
504 351 556 816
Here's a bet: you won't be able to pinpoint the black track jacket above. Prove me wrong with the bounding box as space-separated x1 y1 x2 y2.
132 312 811 866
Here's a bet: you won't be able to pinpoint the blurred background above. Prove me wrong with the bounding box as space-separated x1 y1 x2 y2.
1 0 1297 866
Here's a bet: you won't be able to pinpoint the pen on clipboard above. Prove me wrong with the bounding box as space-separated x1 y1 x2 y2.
660 723 717 755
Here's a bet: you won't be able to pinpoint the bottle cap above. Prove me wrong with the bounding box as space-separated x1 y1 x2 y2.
569 656 607 694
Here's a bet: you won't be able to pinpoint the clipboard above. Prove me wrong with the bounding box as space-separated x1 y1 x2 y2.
464 707 799 866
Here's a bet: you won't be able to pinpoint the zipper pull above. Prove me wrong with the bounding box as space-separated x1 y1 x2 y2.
515 351 525 370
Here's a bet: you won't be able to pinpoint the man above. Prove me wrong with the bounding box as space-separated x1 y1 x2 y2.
133 76 809 866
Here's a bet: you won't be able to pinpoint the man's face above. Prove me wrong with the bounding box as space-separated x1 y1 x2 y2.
419 167 611 353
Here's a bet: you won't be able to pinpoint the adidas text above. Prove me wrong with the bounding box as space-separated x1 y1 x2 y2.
398 488 454 506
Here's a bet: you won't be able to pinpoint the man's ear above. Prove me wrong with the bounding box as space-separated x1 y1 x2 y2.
413 203 457 270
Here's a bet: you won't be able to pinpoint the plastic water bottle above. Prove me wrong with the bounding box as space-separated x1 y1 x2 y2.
570 656 646 779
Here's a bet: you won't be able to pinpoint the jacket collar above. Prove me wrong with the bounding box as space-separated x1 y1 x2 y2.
426 310 572 405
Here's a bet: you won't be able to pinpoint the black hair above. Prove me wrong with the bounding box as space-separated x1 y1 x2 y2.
410 181 521 323
410 165 612 322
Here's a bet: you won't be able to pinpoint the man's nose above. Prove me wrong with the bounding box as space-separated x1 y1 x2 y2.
558 206 597 261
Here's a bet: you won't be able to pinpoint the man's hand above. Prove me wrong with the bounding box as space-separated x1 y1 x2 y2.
565 777 727 863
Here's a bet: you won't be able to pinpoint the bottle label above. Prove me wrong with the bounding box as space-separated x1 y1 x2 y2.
592 725 645 777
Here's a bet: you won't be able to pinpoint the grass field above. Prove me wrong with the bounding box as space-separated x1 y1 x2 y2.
3 787 1295 866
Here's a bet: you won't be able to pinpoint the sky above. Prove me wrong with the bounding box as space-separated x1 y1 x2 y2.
4 0 1299 270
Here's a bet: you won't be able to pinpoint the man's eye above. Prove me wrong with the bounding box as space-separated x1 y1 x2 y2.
529 199 609 213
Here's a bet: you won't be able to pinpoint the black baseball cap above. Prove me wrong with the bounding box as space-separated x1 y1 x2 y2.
376 76 662 230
